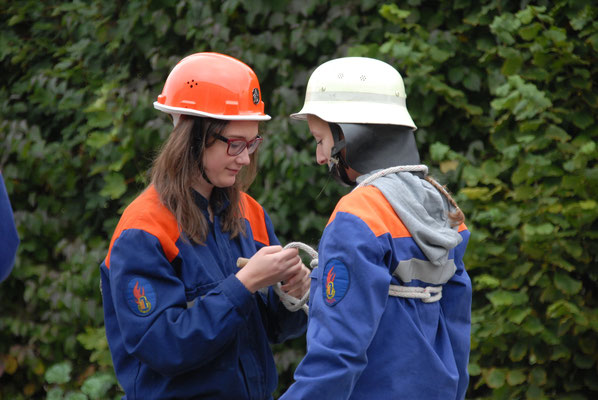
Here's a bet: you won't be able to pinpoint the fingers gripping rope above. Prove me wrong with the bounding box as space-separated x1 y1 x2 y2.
236 242 318 315
275 242 318 315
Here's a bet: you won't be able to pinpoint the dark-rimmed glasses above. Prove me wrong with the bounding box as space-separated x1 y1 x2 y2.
214 134 263 156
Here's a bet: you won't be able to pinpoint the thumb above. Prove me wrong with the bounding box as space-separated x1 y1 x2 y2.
257 245 283 255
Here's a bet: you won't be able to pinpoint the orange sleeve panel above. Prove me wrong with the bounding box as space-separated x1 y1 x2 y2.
458 223 468 232
327 186 412 238
240 192 270 246
105 186 181 269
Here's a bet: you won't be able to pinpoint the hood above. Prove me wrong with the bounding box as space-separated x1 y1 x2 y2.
357 171 463 285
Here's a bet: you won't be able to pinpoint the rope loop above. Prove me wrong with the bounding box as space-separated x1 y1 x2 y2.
274 242 318 315
388 284 443 303
354 165 429 189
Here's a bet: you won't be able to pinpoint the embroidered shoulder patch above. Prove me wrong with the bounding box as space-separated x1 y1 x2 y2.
322 259 350 306
126 277 156 316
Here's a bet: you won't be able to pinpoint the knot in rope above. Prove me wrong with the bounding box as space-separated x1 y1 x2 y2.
388 284 442 303
273 242 318 315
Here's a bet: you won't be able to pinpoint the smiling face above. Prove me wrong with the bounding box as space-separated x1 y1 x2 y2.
195 120 259 198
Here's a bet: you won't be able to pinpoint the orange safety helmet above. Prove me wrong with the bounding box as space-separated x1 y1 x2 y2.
154 52 271 123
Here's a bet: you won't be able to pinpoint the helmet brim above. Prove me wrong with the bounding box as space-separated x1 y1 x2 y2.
155 102 271 121
290 101 416 129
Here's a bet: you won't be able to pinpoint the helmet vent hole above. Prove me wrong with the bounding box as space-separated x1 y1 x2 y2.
360 75 367 81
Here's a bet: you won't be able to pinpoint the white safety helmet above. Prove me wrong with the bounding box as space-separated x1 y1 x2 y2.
291 57 416 129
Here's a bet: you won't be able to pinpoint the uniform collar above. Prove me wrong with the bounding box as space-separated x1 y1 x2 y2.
192 189 230 216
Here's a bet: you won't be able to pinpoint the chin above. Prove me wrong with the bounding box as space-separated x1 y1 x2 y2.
216 176 237 188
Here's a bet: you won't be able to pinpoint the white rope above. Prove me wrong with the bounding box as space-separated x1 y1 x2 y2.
354 165 429 189
273 242 318 315
273 241 442 314
389 284 442 303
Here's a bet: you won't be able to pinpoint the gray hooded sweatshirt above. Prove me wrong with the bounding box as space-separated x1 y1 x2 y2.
356 170 463 285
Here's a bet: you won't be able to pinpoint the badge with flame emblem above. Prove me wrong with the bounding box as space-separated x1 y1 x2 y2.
126 277 156 316
322 259 349 306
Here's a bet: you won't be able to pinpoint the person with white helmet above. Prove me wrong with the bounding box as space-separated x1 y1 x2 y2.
100 52 310 399
280 57 472 399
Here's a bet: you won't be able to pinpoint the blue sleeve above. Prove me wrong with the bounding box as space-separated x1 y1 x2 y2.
0 173 19 283
281 212 388 399
108 228 255 377
256 210 307 343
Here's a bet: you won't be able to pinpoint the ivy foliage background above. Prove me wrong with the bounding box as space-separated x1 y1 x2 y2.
1 0 597 399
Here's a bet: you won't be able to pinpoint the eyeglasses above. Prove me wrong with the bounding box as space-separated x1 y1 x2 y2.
214 134 263 156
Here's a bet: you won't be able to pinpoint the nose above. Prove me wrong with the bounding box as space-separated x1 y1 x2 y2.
316 147 328 165
235 147 251 165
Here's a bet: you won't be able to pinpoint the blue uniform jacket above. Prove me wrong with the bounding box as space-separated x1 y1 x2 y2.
100 186 307 399
0 172 19 282
282 185 471 400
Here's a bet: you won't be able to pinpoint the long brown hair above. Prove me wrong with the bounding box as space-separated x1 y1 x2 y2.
150 115 259 244
424 175 465 227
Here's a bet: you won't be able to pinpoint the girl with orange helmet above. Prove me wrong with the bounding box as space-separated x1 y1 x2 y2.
100 52 310 399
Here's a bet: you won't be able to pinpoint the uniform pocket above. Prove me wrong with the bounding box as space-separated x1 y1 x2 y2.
185 280 223 308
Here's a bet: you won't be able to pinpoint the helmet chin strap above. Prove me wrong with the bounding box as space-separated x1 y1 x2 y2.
201 169 213 185
329 123 356 186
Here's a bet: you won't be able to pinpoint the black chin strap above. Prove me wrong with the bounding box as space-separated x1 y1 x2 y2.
201 169 212 185
329 124 356 186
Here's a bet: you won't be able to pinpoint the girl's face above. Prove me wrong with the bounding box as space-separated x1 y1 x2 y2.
198 120 259 198
306 114 361 182
307 114 334 166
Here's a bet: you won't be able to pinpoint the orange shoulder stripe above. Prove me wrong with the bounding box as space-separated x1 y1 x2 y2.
105 186 180 269
240 192 270 246
327 186 411 238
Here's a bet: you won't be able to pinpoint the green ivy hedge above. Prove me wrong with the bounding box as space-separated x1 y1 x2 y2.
0 1 596 399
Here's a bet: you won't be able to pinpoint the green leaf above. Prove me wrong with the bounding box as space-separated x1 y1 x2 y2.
429 47 452 63
573 353 594 369
461 187 490 200
429 142 450 161
550 345 570 361
100 173 127 200
485 368 506 389
468 362 481 376
571 112 594 129
45 361 72 384
507 369 527 386
510 342 527 361
508 307 532 324
544 27 567 45
463 72 481 91
487 290 529 307
474 274 501 289
554 272 582 295
82 372 116 400
379 4 410 24
545 124 571 142
46 388 65 400
529 367 547 385
86 131 113 149
522 316 544 335
519 22 542 40
64 393 87 400
501 54 523 76
587 33 598 52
